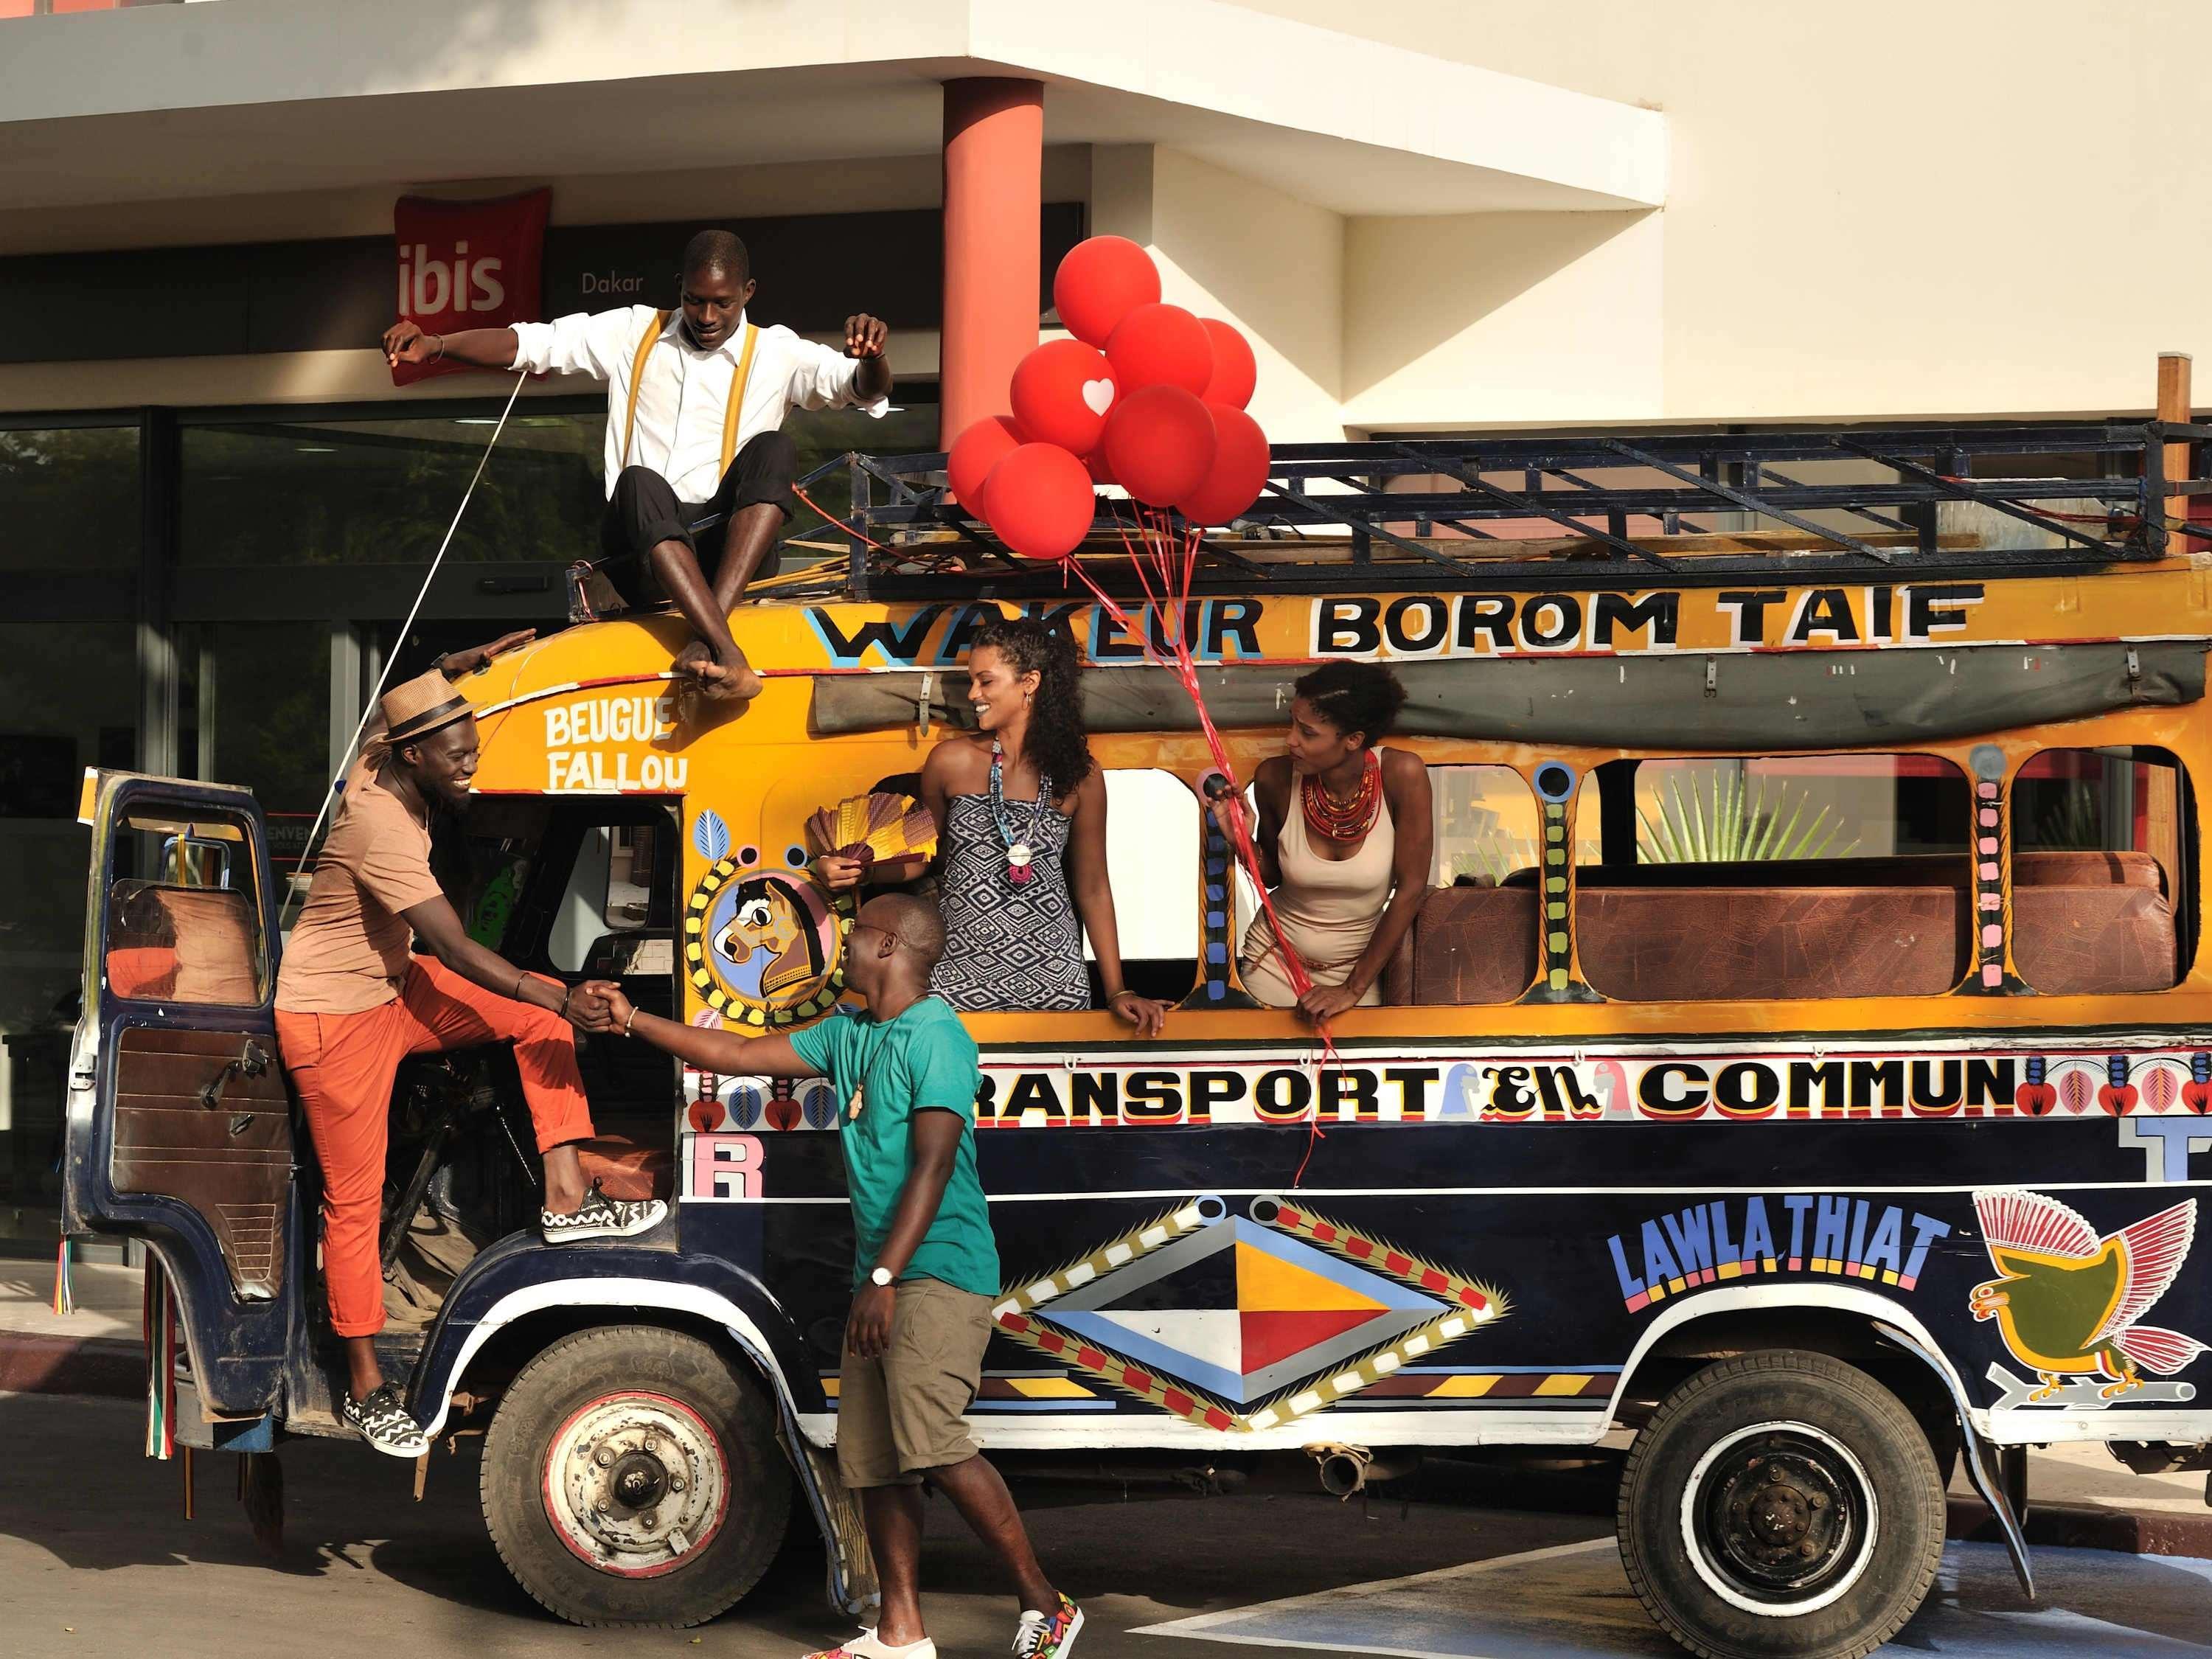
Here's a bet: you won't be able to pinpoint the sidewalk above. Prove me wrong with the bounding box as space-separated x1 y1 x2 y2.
1 1259 2203 1559
0 1256 142 1398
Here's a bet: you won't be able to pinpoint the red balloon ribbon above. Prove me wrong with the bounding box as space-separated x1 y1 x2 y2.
1052 507 1338 1186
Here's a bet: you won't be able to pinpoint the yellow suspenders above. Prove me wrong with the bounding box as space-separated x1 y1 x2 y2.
618 311 760 482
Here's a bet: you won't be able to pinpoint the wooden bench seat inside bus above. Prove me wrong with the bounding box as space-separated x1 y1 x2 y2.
1380 850 2176 1004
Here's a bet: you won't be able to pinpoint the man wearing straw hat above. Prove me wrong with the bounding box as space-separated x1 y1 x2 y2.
382 228 892 703
276 640 667 1458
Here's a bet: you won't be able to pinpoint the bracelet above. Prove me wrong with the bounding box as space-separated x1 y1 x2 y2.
623 1007 639 1037
513 969 529 1000
429 333 445 362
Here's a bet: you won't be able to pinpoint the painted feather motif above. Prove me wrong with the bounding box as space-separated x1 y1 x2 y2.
692 808 732 863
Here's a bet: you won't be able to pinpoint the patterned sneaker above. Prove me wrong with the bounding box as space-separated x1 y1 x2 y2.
1013 1595 1084 1658
542 1180 667 1244
801 1631 936 1659
342 1383 429 1458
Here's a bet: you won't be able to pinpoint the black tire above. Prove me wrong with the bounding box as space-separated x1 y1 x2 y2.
1617 1350 1945 1659
481 1324 793 1628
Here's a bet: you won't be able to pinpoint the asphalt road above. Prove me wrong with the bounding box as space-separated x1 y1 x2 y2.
10 1393 2210 1659
0 1392 1604 1659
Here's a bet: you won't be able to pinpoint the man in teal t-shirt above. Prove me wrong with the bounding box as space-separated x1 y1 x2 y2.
585 894 1083 1659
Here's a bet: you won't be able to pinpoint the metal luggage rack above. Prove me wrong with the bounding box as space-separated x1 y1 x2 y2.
785 421 2212 600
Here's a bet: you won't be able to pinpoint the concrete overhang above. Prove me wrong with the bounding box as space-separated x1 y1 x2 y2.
0 0 1666 217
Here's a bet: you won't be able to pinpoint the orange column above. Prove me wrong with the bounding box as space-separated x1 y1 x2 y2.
941 77 1043 446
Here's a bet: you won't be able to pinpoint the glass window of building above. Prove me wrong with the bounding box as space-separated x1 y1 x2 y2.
0 623 140 1025
0 422 139 569
180 408 608 566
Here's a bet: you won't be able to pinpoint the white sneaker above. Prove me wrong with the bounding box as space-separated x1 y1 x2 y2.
800 1630 936 1659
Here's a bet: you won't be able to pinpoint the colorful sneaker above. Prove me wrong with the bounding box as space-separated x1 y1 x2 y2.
342 1383 429 1458
542 1180 667 1245
801 1631 936 1659
1013 1594 1085 1658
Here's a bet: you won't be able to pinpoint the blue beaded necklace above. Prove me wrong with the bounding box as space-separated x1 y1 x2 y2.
988 741 1052 886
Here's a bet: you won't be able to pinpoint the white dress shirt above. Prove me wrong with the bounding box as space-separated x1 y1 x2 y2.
509 306 888 502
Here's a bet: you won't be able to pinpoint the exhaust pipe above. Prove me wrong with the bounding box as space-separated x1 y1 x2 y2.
1308 1441 1422 1498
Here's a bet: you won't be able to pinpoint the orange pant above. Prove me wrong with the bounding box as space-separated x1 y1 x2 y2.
276 957 594 1338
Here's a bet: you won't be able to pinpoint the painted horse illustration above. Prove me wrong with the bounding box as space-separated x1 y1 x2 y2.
1969 1189 2205 1399
712 877 825 1001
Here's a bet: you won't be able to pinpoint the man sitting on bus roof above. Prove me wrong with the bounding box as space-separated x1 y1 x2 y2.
276 643 667 1459
382 228 892 703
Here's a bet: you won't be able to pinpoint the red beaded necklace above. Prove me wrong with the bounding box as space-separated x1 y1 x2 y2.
1301 749 1382 842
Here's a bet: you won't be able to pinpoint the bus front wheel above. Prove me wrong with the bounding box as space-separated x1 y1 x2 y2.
1617 1349 1945 1659
481 1324 792 1627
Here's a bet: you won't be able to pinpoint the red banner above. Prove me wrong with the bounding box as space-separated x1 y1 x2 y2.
391 189 549 386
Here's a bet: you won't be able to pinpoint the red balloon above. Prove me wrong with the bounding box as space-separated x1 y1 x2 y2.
1178 404 1270 526
947 415 1025 512
1009 338 1116 456
981 443 1095 561
1198 319 1257 409
1082 446 1117 487
1105 302 1213 397
1052 234 1161 349
1102 385 1216 508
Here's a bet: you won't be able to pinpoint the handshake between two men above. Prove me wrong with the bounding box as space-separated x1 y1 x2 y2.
571 980 641 1037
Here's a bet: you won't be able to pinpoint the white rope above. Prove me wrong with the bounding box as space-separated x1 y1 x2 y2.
279 372 529 926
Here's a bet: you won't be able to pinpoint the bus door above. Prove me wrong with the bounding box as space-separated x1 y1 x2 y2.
64 771 296 1419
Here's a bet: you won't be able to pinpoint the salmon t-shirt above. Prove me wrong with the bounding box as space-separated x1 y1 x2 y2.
275 755 445 1015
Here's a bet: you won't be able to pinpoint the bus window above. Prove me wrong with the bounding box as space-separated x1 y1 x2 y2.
1093 769 1199 1003
1385 765 1548 1004
2011 748 2192 994
106 805 265 1006
1575 755 1972 1002
545 810 679 977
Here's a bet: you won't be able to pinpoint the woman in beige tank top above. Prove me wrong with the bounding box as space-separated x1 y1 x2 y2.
1222 662 1433 1021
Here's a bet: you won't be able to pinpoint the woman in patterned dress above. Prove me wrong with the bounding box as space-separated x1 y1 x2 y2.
838 615 1164 1032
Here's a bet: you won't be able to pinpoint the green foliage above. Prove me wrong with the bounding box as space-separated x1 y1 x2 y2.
1636 770 1853 863
1449 835 1535 887
2028 781 2102 849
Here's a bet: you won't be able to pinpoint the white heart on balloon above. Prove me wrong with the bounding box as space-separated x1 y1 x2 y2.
1081 378 1115 416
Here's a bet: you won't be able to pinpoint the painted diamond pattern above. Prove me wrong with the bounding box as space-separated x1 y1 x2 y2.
1041 1217 1450 1406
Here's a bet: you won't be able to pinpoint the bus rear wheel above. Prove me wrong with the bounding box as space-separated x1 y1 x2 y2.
1617 1350 1944 1659
481 1325 792 1627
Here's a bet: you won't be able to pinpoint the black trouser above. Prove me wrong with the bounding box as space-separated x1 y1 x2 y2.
597 429 798 606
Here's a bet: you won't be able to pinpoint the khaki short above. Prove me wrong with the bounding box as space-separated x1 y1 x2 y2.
836 1276 994 1489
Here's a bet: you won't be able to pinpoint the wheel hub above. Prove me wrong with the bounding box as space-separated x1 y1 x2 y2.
543 1393 728 1578
1690 1427 1869 1607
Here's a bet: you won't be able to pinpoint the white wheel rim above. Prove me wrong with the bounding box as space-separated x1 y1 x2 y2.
542 1391 728 1579
1677 1419 1880 1618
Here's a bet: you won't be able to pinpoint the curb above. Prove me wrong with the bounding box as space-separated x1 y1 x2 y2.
1949 1495 2212 1561
0 1332 142 1400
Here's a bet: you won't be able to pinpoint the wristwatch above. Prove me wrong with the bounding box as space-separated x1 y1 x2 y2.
869 1265 895 1288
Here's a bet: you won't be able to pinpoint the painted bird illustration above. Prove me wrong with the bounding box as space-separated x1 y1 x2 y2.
1969 1189 2205 1399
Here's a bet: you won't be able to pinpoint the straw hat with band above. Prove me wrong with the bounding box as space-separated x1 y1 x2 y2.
369 671 476 762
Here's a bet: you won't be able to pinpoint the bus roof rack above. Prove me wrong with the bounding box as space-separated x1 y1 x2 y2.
787 420 2212 600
